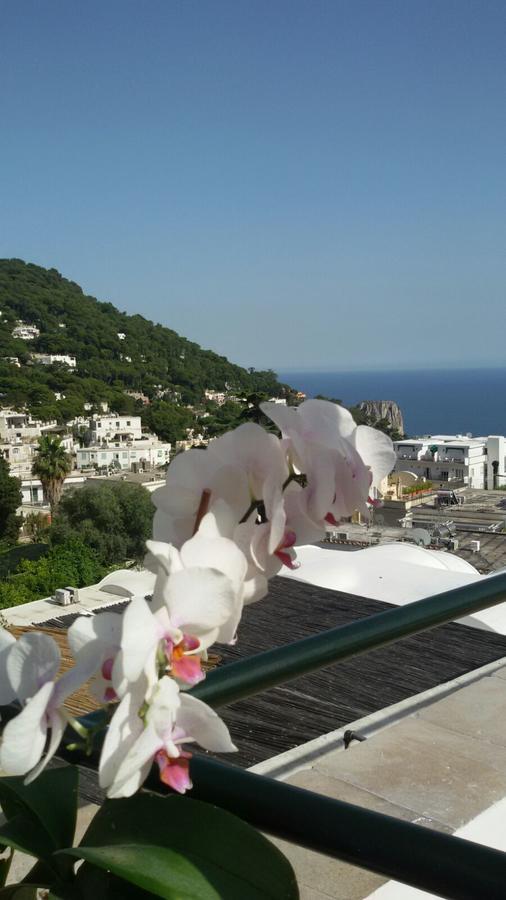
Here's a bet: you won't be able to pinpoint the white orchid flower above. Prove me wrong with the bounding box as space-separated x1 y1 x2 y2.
115 528 245 691
208 422 289 519
0 633 95 782
261 399 395 524
99 675 236 798
148 511 248 639
151 447 251 548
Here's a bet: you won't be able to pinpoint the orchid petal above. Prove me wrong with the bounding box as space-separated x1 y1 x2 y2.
0 629 16 705
99 678 147 791
180 527 247 593
111 723 162 793
178 694 237 753
0 682 53 776
113 596 158 686
145 540 183 575
165 568 239 647
298 398 356 442
67 612 121 661
25 709 66 784
351 425 396 488
6 634 60 701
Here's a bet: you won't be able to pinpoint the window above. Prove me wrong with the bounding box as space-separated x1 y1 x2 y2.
127 420 131 426
101 453 107 460
122 452 128 458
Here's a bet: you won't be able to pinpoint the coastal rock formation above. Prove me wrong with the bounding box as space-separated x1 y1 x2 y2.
359 400 404 436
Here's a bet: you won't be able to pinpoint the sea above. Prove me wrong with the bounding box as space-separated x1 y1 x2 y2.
277 368 506 438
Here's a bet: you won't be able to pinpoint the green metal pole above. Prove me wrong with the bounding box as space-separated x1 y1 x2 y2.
188 756 506 900
193 570 506 707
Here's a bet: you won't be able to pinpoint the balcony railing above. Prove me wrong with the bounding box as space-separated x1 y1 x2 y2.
11 571 506 900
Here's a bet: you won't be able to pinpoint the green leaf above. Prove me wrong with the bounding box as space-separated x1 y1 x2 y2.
63 844 219 899
0 815 55 866
75 862 155 899
65 794 299 900
0 767 78 852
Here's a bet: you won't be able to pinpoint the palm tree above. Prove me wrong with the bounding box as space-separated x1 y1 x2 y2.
32 435 72 517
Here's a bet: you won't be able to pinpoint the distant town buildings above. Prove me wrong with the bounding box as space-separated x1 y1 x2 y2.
393 435 506 490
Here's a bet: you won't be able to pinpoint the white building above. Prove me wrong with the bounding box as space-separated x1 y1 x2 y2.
0 410 47 442
2 357 20 367
0 410 68 442
1 440 36 478
12 322 40 340
89 414 143 443
31 353 76 368
486 435 506 490
19 473 86 508
76 440 171 472
393 435 506 490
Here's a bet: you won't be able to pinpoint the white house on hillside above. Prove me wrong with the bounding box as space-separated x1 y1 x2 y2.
89 414 143 443
12 322 40 340
31 353 77 368
76 440 171 472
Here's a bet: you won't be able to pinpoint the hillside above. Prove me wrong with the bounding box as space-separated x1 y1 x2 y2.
0 259 289 427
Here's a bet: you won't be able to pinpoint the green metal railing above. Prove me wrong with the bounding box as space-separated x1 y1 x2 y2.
12 570 506 899
193 569 506 707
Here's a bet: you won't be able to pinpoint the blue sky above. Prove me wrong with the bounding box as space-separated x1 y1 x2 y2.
1 0 505 371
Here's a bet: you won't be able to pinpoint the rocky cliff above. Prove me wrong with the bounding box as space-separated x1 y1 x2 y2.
359 400 404 436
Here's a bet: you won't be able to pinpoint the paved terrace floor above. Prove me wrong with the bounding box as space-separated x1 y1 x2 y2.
257 660 506 899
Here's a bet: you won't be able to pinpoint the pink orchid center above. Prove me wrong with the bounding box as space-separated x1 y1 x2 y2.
155 749 192 794
167 634 204 686
274 530 299 570
101 657 114 681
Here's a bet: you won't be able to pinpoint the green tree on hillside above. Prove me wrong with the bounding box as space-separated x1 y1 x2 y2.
32 435 72 516
50 481 154 565
0 455 22 544
0 259 290 429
